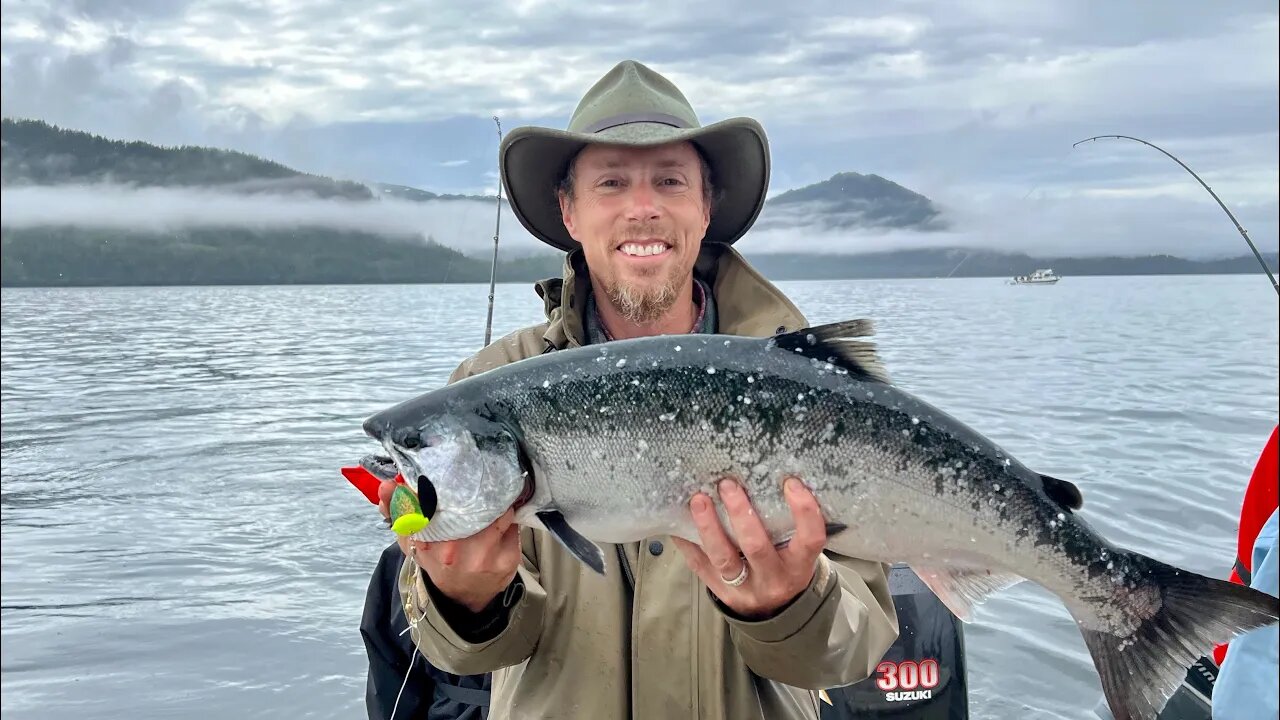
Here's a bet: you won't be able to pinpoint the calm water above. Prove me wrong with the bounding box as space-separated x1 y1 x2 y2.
2 274 1277 719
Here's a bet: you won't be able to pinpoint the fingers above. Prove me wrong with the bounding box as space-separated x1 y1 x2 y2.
492 507 516 536
670 535 723 589
718 479 785 580
780 477 827 566
669 536 709 573
416 508 518 571
377 479 398 520
435 540 458 566
495 520 524 574
689 490 746 581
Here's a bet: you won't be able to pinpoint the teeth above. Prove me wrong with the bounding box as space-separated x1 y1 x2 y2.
620 242 669 257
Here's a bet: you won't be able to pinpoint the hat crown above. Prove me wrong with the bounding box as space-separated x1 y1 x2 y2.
566 60 701 134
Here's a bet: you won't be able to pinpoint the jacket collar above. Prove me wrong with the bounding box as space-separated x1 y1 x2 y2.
533 243 808 350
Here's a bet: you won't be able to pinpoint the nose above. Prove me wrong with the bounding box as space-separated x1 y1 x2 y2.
416 475 438 519
625 182 661 223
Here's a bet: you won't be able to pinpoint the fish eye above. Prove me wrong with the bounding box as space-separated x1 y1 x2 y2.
416 475 438 518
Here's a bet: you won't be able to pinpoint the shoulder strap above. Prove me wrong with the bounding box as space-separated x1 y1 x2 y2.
435 681 491 707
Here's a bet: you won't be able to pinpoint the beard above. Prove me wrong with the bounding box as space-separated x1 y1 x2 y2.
592 220 699 324
603 271 681 324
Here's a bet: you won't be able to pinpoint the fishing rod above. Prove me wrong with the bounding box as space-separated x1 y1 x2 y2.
483 116 504 346
945 251 972 278
1072 134 1278 295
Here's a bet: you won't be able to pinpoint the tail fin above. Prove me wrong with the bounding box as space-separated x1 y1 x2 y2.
1075 556 1279 720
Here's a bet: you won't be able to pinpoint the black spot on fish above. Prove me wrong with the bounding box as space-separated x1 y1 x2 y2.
417 475 438 519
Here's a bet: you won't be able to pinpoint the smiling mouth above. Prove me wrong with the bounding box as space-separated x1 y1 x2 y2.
617 241 672 257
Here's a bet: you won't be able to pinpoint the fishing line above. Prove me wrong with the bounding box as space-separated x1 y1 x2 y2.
391 114 507 720
390 616 422 720
390 643 419 719
1073 134 1278 295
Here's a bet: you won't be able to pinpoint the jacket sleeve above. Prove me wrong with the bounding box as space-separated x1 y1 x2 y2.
392 330 554 675
397 526 548 676
714 551 899 689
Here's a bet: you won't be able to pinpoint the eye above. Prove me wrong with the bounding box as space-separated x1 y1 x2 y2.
416 475 438 518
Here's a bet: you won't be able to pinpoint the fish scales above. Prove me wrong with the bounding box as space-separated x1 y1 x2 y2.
406 334 1122 630
482 337 1105 615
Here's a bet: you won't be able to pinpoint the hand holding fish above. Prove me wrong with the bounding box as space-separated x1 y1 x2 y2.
377 479 523 613
671 477 827 620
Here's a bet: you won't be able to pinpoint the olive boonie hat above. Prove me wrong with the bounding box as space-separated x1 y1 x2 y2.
500 60 770 252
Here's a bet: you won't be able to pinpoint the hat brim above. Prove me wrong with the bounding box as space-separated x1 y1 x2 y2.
500 117 770 252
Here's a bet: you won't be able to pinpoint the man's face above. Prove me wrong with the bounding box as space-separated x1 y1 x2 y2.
559 141 711 324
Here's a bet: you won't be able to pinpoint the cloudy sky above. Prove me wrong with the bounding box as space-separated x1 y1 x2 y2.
2 0 1277 258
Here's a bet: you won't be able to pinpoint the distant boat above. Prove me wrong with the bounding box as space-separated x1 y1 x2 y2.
1010 268 1061 285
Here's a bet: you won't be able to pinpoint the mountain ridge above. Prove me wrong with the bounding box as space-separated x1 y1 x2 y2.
2 118 1274 287
1 118 946 223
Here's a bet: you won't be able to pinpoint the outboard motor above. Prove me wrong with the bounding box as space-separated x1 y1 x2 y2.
822 563 969 720
822 565 1218 720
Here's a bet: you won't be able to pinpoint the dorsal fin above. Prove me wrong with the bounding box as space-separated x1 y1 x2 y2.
1040 473 1083 510
769 319 892 384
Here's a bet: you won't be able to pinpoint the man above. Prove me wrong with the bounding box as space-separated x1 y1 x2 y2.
363 59 899 720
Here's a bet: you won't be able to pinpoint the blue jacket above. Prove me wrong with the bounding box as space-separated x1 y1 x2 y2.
1213 508 1279 720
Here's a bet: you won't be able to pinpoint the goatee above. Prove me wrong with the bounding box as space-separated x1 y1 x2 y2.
606 277 679 324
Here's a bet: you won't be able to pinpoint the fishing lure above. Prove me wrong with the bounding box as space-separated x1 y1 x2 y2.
388 484 429 536
340 456 430 536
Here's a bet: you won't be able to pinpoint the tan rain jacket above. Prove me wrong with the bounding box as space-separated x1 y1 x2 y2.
397 244 899 719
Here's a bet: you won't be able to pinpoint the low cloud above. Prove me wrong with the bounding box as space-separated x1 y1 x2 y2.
742 190 1279 260
4 182 1274 262
0 184 547 256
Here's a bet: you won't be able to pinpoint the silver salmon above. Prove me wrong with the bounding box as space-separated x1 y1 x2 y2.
360 319 1279 720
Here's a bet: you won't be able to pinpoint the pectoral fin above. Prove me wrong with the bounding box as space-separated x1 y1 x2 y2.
775 523 850 552
536 509 606 575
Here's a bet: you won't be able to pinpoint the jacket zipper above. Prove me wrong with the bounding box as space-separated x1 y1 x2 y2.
616 543 637 718
616 544 635 590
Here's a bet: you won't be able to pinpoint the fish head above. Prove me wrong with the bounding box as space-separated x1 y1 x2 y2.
376 413 527 543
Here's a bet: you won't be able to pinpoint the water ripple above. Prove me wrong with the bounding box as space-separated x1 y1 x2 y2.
2 276 1276 719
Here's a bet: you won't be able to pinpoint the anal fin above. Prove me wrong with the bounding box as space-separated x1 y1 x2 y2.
537 509 606 575
908 564 1024 621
